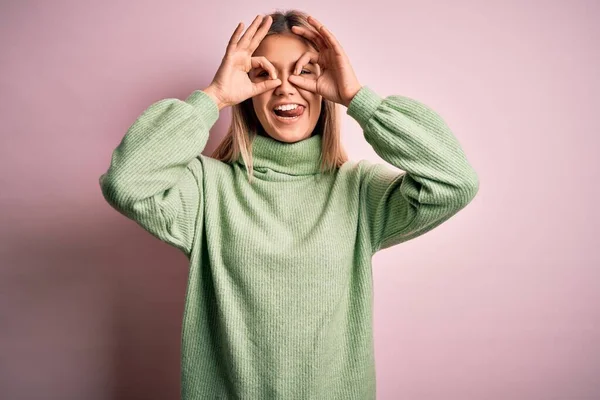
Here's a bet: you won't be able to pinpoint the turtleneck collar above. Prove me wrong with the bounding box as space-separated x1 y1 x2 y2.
236 133 323 176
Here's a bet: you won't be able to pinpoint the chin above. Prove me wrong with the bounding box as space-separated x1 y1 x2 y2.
268 130 308 143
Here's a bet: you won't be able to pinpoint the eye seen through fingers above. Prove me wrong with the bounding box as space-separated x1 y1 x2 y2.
257 69 312 78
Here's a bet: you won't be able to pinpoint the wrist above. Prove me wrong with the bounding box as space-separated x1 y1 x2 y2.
343 85 363 108
202 86 227 111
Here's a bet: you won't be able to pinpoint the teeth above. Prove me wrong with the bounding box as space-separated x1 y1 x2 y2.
274 104 300 111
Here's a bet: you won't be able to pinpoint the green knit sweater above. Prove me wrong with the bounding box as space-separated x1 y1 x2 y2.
99 86 478 399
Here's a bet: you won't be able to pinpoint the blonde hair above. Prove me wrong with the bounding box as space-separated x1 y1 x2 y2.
210 9 348 183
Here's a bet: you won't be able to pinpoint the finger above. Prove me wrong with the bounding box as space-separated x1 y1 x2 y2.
238 15 264 49
290 26 328 51
314 62 321 77
249 15 272 53
252 78 282 95
306 16 341 54
227 22 245 51
288 74 318 93
317 25 344 55
306 15 326 33
250 56 278 79
293 51 320 75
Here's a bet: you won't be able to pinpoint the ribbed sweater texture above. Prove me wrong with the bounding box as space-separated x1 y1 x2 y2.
99 86 479 399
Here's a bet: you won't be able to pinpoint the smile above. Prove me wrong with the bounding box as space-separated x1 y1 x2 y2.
271 105 306 125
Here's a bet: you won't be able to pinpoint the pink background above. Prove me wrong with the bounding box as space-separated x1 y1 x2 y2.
1 1 599 399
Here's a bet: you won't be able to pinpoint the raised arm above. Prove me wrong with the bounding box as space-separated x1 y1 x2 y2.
99 14 284 256
99 90 219 256
347 86 479 253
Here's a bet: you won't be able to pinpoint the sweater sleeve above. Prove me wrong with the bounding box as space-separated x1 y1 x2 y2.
347 86 479 253
99 89 219 256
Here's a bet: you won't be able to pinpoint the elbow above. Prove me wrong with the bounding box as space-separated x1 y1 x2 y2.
99 172 130 211
454 169 479 207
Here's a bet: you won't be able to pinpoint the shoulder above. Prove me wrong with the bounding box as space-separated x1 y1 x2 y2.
339 159 400 182
198 154 239 170
187 154 237 179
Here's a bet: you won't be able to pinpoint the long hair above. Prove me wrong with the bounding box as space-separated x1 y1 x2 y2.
210 9 348 183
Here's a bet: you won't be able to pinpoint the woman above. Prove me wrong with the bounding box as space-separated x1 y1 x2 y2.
100 9 479 400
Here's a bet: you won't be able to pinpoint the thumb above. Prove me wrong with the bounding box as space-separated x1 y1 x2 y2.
288 75 317 93
252 78 282 96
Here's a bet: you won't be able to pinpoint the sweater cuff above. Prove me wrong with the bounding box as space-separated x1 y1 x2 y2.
346 86 384 129
185 89 220 129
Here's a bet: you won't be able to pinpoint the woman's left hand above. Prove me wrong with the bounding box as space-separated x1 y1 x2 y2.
288 16 362 108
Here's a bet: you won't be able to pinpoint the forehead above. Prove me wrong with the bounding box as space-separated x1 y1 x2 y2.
252 33 313 63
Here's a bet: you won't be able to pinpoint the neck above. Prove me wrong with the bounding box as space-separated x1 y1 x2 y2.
237 132 323 176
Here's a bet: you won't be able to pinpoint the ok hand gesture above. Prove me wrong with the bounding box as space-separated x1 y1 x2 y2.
206 15 282 109
288 16 363 107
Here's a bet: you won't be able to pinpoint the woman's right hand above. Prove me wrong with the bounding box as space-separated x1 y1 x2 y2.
204 15 281 109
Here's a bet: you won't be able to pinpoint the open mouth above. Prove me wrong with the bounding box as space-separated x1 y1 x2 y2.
271 105 306 125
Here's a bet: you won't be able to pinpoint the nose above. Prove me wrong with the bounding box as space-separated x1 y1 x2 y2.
273 70 298 96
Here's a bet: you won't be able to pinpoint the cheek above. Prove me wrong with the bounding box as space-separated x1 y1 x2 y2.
310 100 322 119
252 98 268 117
